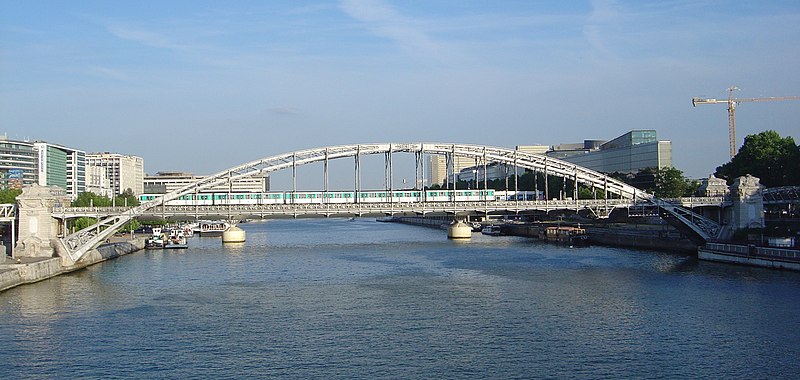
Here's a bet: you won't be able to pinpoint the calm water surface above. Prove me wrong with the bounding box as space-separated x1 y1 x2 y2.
1 219 799 379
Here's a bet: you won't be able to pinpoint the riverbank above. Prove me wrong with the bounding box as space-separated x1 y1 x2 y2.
387 216 698 253
502 223 698 253
0 237 146 292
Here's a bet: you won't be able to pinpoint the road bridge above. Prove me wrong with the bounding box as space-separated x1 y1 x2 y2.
39 143 726 263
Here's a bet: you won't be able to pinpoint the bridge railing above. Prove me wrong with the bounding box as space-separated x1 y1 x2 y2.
54 199 647 217
53 197 732 219
705 242 800 261
53 206 132 214
0 203 16 220
667 196 730 206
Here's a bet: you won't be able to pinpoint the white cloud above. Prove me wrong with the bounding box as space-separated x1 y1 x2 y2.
85 66 130 81
105 24 190 51
339 0 443 58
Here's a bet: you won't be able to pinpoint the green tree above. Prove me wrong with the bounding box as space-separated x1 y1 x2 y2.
72 191 111 207
654 167 689 198
114 188 140 207
715 130 800 187
0 188 22 203
118 219 141 233
73 217 97 230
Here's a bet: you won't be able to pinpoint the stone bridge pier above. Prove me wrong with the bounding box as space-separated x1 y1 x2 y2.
730 175 765 230
14 185 71 259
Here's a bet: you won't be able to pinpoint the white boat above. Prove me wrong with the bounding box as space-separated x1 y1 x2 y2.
145 228 165 248
481 225 502 236
164 229 188 249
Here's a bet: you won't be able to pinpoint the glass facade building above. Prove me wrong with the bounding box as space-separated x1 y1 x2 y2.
0 137 36 189
1 136 86 197
34 142 86 198
547 130 672 174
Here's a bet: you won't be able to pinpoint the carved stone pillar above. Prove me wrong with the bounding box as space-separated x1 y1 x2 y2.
729 175 765 230
14 185 71 258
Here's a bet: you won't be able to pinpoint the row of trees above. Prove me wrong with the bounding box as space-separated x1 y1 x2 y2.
71 189 140 208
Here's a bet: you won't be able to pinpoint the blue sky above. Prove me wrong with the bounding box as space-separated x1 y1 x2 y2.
1 0 799 187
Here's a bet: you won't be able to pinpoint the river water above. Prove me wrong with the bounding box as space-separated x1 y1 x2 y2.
1 219 799 379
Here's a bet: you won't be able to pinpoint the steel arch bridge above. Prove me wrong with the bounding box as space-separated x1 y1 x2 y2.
57 143 721 263
762 186 800 204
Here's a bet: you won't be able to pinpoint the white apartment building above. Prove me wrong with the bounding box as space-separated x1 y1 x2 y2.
428 155 480 187
143 171 269 194
86 153 144 195
85 164 113 198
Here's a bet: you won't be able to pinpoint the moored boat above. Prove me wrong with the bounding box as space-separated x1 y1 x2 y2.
481 225 502 236
163 229 188 249
540 226 589 246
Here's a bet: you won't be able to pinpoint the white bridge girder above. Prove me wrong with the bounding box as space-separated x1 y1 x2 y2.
58 143 721 262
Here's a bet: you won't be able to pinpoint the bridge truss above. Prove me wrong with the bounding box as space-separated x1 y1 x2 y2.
58 143 722 263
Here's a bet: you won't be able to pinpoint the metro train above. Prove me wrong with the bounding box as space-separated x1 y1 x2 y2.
138 190 546 206
137 189 552 206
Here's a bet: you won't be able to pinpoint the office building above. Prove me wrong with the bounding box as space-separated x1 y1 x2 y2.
0 136 36 189
546 130 672 174
0 135 86 197
455 163 513 183
516 145 550 155
34 142 86 198
428 154 482 187
86 153 144 195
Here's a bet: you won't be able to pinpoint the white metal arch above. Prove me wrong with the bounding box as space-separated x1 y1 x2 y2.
144 143 649 206
58 143 720 263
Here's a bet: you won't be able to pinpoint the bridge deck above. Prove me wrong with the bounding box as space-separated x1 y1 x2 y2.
54 197 728 219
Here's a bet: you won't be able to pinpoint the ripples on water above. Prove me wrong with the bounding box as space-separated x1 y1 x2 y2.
2 219 800 379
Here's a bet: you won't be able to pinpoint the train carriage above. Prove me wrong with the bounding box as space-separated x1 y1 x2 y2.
139 189 498 206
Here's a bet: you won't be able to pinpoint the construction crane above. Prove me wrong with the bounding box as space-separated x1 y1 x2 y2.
692 86 800 159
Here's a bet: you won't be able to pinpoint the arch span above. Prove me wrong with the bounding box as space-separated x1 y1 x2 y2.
58 143 720 263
